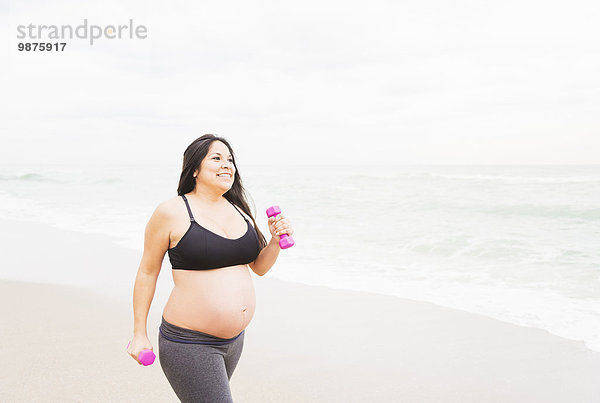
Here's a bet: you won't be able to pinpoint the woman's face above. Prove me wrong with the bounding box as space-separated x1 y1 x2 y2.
196 141 235 190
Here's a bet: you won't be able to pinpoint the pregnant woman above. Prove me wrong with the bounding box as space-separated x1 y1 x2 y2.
127 134 294 402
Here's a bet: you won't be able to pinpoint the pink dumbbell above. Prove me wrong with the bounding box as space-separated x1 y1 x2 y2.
127 341 156 366
266 205 295 249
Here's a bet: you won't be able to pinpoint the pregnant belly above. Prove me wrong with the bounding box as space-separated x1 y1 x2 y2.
162 265 257 339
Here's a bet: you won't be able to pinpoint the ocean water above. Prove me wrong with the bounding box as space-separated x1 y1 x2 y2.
0 163 599 352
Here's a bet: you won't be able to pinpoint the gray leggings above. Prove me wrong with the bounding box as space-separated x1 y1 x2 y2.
158 316 245 403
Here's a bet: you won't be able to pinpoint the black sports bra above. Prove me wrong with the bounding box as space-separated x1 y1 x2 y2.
168 195 261 270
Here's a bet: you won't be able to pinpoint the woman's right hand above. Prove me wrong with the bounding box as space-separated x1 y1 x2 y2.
127 334 154 365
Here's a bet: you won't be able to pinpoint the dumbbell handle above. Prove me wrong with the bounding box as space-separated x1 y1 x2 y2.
266 205 295 249
127 341 156 366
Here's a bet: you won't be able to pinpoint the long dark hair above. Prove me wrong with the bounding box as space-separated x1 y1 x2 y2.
176 134 268 250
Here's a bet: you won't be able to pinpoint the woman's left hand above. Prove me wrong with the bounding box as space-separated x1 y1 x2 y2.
268 213 294 241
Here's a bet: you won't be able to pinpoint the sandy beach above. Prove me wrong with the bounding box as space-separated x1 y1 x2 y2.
1 218 599 402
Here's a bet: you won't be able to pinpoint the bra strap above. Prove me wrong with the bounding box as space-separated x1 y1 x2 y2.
181 195 195 222
228 199 247 221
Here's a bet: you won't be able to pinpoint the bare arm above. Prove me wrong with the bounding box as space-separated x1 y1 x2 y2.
249 237 281 276
132 203 171 337
249 213 293 276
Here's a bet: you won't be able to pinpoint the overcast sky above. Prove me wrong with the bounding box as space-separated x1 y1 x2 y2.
1 0 599 165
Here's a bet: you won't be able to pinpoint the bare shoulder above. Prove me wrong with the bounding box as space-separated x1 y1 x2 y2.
150 196 183 222
162 195 185 211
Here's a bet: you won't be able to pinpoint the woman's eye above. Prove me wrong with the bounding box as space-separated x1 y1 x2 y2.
213 157 234 163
